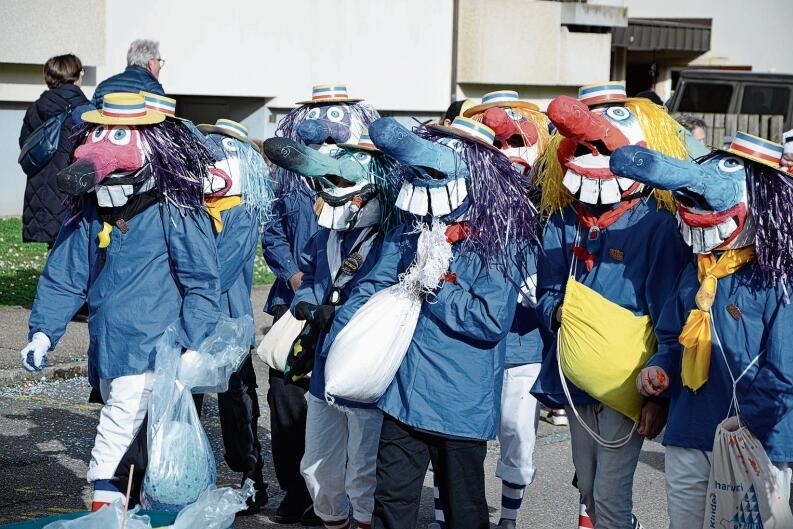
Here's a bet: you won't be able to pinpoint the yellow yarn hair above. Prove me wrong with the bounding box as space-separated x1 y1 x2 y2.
536 98 686 216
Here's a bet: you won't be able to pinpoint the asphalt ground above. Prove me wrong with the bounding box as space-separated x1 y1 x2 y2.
0 285 669 528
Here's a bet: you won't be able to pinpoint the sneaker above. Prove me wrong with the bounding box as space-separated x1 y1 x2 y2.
237 481 268 516
271 494 312 524
301 505 323 526
547 408 569 426
495 520 516 529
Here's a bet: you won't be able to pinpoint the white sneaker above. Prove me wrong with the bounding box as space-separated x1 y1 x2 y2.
547 408 569 426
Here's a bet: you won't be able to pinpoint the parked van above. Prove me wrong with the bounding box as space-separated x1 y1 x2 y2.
667 70 793 133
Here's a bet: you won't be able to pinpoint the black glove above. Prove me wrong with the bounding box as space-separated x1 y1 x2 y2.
293 301 315 321
312 304 336 331
293 301 336 331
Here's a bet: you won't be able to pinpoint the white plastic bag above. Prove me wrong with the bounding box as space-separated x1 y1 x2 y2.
43 500 152 529
703 418 793 529
176 315 254 393
324 220 452 404
256 310 305 372
324 285 421 403
170 479 256 529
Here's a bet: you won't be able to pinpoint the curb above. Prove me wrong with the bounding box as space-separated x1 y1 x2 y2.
0 360 88 387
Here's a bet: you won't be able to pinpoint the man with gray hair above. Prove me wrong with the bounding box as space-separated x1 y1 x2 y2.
89 39 165 109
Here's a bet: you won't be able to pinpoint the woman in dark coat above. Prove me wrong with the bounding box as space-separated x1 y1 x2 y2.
19 54 89 247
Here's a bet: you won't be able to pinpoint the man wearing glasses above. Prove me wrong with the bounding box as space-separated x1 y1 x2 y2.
88 39 165 110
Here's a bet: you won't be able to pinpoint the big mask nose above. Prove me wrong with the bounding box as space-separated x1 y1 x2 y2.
57 159 100 195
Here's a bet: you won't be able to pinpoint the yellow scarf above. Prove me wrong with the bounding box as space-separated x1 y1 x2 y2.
679 247 755 390
205 195 243 232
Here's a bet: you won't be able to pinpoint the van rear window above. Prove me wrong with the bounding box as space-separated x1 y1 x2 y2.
677 83 732 113
740 85 790 115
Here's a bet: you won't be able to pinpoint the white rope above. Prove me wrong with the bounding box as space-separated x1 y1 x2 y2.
556 332 637 448
556 225 637 449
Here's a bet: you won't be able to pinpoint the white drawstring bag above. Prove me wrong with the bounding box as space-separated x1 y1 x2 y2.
702 327 793 529
324 220 453 404
703 418 793 529
256 311 305 372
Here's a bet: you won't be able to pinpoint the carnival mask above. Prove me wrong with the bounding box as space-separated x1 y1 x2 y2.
58 125 154 206
368 118 470 220
610 145 755 253
264 137 387 230
548 96 646 205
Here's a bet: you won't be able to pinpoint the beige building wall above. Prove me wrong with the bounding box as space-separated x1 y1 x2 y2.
457 0 612 86
103 0 454 112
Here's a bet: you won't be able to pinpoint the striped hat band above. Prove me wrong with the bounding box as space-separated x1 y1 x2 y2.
215 119 249 139
357 132 376 149
449 116 495 145
140 92 176 117
578 82 627 106
311 84 349 101
728 131 783 168
481 90 521 105
101 93 148 118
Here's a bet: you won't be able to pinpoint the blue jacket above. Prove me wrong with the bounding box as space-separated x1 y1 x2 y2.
506 244 543 366
290 226 383 407
532 197 688 409
262 182 318 314
329 224 519 440
649 263 793 461
90 65 164 109
215 205 260 347
28 201 221 386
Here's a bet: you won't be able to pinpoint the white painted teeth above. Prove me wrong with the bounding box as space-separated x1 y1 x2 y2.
562 171 629 205
395 182 413 211
562 170 582 193
429 186 451 216
578 177 601 204
717 218 737 238
617 177 634 191
599 178 622 204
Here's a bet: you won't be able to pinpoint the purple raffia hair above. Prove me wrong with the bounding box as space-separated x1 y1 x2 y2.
274 101 381 198
745 161 793 282
413 125 539 274
70 120 212 210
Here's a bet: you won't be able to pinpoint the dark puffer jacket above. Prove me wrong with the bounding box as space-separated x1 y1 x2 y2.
19 83 89 245
90 65 164 108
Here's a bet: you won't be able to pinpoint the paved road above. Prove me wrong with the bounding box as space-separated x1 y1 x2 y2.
0 286 669 528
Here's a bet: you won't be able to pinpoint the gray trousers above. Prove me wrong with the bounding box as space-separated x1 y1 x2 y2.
567 403 644 529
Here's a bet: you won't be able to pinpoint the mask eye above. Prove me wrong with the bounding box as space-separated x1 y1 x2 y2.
306 108 321 120
108 127 131 146
605 106 631 121
91 126 107 142
326 106 345 123
221 137 239 152
717 156 745 173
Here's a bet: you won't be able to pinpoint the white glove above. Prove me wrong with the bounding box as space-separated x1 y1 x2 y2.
20 332 51 372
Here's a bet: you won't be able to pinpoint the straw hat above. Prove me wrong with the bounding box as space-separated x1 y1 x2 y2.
427 116 499 152
296 84 362 105
139 91 178 118
463 90 540 116
578 81 628 107
337 130 380 152
81 92 165 125
720 131 785 170
197 118 256 147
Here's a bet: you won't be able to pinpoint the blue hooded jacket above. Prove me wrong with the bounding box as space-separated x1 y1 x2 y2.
532 197 688 409
649 263 793 461
261 182 318 314
29 202 221 386
329 223 519 440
